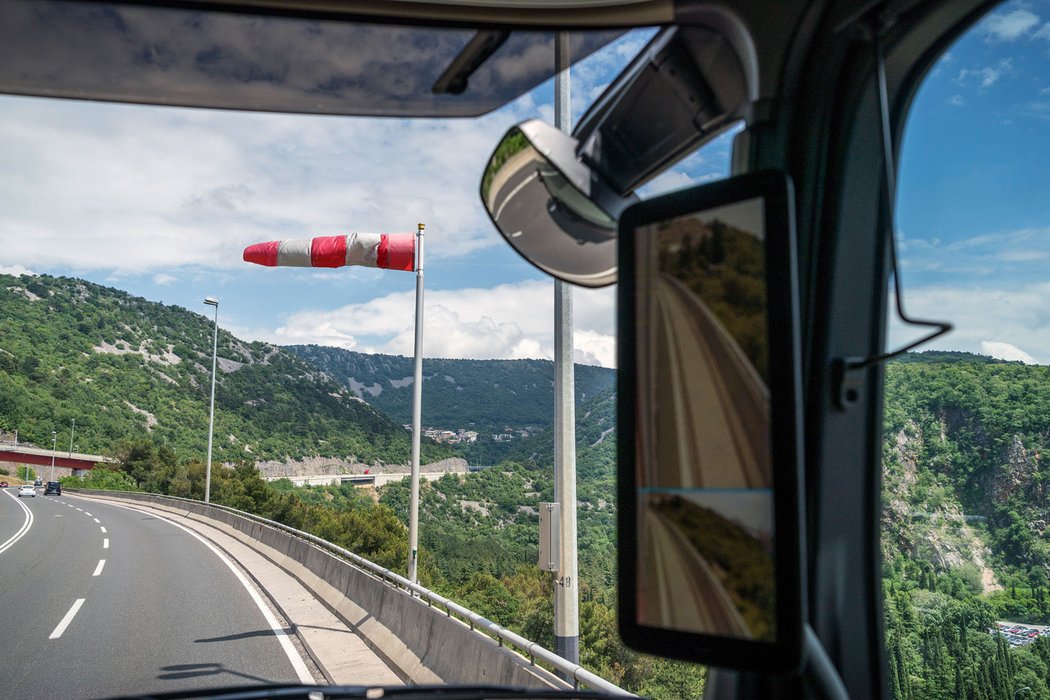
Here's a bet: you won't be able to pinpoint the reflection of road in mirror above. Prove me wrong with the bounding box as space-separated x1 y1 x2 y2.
647 274 770 489
638 494 775 640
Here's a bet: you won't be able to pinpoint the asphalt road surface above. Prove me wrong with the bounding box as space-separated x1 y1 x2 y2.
0 487 309 699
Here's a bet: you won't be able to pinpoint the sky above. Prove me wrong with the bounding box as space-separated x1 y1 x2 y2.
892 0 1050 365
2 3 1049 367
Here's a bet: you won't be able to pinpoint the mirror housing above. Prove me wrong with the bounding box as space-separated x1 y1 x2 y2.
617 171 806 673
480 119 636 287
480 21 754 288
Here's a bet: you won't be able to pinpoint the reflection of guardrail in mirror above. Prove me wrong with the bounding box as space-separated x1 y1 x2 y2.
649 273 769 489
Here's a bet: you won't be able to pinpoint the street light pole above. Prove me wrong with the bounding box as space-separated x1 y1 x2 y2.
68 418 75 456
407 223 425 584
50 430 57 482
552 32 579 668
204 297 219 504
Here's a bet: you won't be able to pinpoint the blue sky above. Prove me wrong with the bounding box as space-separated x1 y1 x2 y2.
2 3 1047 366
893 0 1050 363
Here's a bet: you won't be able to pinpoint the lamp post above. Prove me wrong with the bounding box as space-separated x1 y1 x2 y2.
204 297 219 504
50 430 57 482
68 418 75 456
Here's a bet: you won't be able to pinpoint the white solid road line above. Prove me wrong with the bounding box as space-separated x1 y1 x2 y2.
49 599 86 639
107 501 315 684
103 538 109 549
0 490 34 555
93 559 106 577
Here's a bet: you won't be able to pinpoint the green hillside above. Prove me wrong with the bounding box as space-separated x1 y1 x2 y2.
286 344 616 434
0 273 450 466
881 353 1050 699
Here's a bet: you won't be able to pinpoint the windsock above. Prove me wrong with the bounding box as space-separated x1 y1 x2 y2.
243 233 415 271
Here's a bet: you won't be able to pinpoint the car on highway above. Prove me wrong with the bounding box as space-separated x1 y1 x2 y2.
17 484 35 498
43 482 60 496
0 480 7 488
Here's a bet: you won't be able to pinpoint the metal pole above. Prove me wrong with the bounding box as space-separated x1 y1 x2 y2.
50 431 57 482
407 223 425 583
204 298 219 504
68 418 75 456
553 32 579 668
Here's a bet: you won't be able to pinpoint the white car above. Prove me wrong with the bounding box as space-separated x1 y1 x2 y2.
17 484 35 498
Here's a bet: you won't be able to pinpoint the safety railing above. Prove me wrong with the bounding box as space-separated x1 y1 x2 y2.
71 488 632 696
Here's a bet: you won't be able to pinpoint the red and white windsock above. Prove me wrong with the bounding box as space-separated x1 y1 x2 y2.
243 233 415 271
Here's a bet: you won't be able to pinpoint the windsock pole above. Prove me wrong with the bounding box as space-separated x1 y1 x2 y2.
407 223 425 584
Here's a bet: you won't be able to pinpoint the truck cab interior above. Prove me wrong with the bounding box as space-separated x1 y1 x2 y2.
0 0 1015 697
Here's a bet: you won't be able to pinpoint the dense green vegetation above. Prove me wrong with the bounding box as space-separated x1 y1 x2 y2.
0 273 450 465
657 218 767 381
882 354 1050 698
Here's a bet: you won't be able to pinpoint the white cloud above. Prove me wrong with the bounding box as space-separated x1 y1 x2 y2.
948 94 965 107
886 281 1050 365
0 264 35 277
259 279 617 367
954 59 1013 89
153 273 178 285
980 9 1040 41
0 96 531 274
1035 21 1050 39
981 340 1036 363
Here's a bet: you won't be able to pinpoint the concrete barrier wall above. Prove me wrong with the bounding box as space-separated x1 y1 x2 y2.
76 490 566 689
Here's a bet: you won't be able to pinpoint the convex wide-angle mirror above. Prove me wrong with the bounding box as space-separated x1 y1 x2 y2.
617 171 806 673
479 119 633 287
480 23 753 288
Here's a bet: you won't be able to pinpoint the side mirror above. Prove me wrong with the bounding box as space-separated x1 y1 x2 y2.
479 119 635 287
616 171 806 673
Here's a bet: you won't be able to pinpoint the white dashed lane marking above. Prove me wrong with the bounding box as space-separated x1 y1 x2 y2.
93 560 106 577
93 518 100 524
100 526 107 534
49 599 86 639
102 538 109 549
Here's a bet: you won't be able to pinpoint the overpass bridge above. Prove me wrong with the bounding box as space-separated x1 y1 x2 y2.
0 443 111 472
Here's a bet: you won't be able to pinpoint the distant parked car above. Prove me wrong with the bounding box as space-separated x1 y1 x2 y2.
18 484 35 497
44 482 61 496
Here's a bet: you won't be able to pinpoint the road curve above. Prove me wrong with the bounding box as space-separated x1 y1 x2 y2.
639 508 752 638
645 274 771 489
0 489 309 699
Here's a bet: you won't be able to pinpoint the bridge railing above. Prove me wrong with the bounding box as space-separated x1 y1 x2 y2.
70 488 631 696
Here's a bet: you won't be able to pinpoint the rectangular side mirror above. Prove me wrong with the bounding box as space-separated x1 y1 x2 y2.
617 171 806 673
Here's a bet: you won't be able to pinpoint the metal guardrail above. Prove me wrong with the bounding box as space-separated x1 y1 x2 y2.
75 488 632 696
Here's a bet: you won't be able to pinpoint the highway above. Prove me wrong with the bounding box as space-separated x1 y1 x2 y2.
646 273 771 489
0 487 312 699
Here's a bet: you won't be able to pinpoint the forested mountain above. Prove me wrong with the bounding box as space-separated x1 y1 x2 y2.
0 273 450 466
286 344 616 434
881 353 1050 699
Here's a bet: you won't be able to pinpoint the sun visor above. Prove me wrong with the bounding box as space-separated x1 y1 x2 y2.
0 0 627 117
